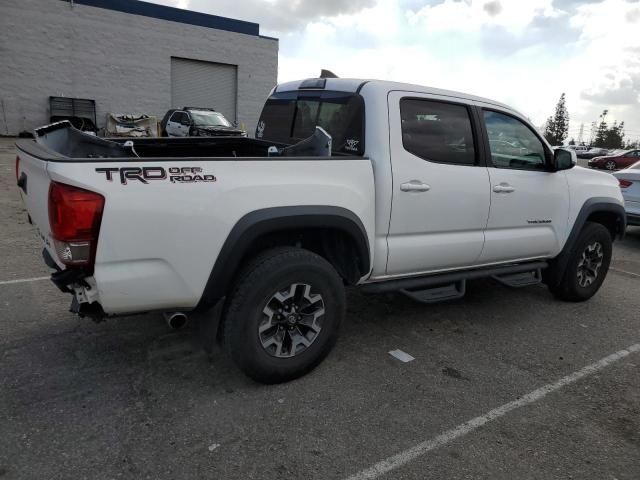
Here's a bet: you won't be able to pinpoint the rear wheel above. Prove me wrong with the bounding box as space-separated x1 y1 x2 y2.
548 222 612 302
223 247 345 384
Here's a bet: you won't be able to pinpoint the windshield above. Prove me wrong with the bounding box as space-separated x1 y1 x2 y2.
256 90 365 155
189 111 232 127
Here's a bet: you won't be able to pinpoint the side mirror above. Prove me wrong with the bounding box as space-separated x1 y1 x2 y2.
553 148 576 171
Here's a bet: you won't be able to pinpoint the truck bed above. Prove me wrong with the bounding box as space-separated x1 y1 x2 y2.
20 121 356 161
15 121 375 315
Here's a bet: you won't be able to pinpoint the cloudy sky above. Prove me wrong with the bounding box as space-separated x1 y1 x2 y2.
156 0 640 143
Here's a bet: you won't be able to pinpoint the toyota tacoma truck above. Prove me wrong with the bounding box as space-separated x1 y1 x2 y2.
15 78 626 384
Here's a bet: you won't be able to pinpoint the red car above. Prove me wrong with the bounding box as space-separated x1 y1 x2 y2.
588 149 640 170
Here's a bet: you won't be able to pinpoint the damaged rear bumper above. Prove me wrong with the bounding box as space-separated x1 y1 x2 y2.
43 248 106 321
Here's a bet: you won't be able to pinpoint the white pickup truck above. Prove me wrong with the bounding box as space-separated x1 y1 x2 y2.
16 78 626 383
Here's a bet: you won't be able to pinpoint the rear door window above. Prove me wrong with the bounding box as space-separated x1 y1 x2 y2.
399 98 476 165
257 90 365 155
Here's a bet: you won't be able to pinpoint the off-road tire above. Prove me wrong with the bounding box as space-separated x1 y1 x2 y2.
223 247 345 384
548 222 612 302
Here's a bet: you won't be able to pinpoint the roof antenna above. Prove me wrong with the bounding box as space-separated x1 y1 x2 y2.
320 69 338 79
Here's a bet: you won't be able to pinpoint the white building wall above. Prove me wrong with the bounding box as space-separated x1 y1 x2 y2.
0 0 278 135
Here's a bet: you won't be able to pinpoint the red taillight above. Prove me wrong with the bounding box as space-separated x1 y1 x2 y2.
619 179 633 189
48 182 104 267
15 155 20 182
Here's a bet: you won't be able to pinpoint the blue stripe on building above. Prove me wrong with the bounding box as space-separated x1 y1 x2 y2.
61 0 261 37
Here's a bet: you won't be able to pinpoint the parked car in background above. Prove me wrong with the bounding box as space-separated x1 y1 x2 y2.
568 145 589 155
588 149 640 170
577 147 608 159
161 107 247 137
613 161 640 226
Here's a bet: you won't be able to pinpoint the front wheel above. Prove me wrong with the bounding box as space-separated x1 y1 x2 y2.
548 222 612 302
605 160 617 171
223 247 345 384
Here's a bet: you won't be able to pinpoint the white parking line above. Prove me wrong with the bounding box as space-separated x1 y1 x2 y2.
345 343 640 480
0 276 49 286
610 267 640 278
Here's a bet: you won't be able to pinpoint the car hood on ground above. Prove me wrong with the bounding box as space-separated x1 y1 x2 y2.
195 125 246 136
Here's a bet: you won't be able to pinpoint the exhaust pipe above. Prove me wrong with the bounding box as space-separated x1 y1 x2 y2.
164 312 189 330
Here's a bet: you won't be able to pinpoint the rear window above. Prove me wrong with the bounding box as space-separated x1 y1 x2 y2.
256 90 365 155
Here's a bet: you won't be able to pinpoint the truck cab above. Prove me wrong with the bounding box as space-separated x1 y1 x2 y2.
263 79 623 280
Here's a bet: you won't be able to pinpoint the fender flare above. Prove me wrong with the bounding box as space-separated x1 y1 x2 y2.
196 206 370 311
549 197 626 285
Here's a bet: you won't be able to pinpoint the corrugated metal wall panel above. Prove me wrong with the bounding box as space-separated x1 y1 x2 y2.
170 57 237 121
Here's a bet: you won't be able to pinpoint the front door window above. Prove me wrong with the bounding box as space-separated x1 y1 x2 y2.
484 111 546 171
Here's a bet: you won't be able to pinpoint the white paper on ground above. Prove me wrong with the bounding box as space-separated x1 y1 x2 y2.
388 349 415 363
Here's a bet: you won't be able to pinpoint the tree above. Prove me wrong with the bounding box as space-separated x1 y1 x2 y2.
604 121 625 149
593 110 609 148
593 110 625 149
543 93 569 145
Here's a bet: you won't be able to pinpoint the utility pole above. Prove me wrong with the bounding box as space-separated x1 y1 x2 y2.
577 123 584 145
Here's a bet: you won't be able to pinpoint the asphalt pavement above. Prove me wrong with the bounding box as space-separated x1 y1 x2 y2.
1 138 639 479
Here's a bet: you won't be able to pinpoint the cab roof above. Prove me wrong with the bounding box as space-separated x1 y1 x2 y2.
274 78 516 114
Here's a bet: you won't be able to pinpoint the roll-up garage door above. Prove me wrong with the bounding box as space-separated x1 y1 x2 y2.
170 57 237 121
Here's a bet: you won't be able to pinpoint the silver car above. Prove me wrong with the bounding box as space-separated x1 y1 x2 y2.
613 161 640 226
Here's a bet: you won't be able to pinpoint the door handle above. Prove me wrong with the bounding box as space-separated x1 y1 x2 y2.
401 181 431 192
493 184 515 193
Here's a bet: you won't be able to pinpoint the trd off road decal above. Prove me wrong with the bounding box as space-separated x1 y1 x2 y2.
95 167 216 185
